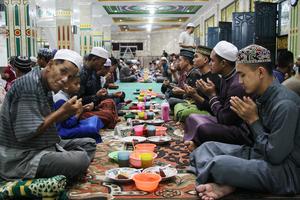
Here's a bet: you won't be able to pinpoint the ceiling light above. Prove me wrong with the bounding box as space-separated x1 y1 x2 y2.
149 9 155 15
146 24 152 32
148 17 154 23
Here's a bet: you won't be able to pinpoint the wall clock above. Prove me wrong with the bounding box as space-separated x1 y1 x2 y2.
291 0 298 7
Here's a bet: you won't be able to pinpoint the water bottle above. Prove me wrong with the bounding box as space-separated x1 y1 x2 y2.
161 101 170 122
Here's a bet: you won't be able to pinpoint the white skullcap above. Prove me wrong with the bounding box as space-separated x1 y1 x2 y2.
186 23 195 28
91 47 109 59
104 58 111 67
54 49 83 69
161 57 167 61
213 41 238 62
30 56 37 63
297 55 300 59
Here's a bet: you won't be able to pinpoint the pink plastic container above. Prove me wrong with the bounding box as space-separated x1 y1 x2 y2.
134 125 144 136
130 150 157 168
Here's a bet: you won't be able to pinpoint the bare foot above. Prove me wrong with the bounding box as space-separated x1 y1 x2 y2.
184 140 196 152
196 183 235 200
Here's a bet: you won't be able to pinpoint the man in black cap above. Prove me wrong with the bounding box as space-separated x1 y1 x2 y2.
12 56 32 78
162 49 201 110
37 48 54 68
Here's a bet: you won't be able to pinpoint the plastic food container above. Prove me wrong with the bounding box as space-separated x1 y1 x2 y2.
132 173 161 192
135 143 156 152
129 150 157 168
134 125 144 136
155 126 167 136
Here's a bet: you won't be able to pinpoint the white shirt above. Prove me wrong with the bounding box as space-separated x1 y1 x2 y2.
53 90 69 103
179 31 195 50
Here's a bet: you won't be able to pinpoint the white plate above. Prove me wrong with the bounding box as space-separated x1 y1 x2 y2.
105 168 140 183
147 136 172 144
121 136 147 144
146 119 164 125
143 166 177 181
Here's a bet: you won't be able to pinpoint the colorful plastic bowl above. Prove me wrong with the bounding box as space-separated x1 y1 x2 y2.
132 173 161 192
155 126 167 136
130 150 157 168
135 143 157 152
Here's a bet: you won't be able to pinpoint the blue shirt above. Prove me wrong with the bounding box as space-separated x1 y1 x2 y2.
273 70 285 83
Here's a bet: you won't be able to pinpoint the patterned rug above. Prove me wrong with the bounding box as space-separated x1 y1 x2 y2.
66 122 198 200
66 121 300 200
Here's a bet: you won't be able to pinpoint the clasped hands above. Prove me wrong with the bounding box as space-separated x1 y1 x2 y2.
196 78 216 98
230 96 259 125
60 96 84 118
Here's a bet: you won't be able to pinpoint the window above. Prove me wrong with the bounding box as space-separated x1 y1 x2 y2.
112 42 143 51
221 0 239 22
205 15 215 45
278 0 290 36
250 0 278 12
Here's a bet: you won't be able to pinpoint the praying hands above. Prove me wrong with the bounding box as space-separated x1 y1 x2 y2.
83 102 94 112
184 84 197 96
96 88 108 97
196 78 216 98
230 96 259 124
172 86 185 95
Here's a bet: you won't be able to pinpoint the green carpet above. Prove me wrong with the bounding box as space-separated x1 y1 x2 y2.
109 82 163 102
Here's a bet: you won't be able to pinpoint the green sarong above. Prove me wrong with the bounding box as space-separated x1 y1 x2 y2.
174 101 209 122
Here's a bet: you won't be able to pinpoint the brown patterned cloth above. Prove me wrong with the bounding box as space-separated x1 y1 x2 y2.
67 139 197 200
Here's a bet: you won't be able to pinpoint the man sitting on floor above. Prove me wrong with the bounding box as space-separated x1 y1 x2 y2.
161 49 201 110
190 44 300 200
0 49 96 180
119 60 137 82
184 41 252 151
174 45 221 122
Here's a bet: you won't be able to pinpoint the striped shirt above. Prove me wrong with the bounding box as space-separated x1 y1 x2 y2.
0 67 60 180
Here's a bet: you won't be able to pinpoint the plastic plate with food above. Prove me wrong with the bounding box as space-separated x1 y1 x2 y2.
105 168 141 182
121 136 147 144
142 166 177 181
147 136 172 144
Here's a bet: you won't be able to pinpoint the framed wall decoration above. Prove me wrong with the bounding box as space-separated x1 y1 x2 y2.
278 0 290 36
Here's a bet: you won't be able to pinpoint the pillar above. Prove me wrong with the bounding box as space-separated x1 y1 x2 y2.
288 3 300 57
4 0 37 57
79 1 92 56
55 0 73 50
102 24 111 52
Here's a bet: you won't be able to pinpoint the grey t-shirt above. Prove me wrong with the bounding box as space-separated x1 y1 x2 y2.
0 68 60 180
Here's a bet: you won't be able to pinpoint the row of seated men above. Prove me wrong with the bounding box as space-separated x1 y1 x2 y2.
161 41 300 199
0 42 299 200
